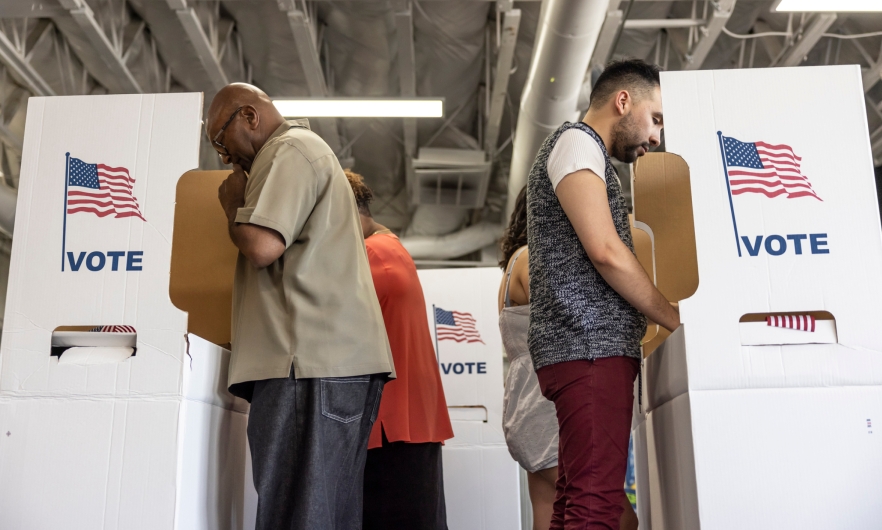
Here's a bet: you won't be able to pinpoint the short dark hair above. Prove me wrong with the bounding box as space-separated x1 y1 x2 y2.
344 169 373 216
588 59 661 109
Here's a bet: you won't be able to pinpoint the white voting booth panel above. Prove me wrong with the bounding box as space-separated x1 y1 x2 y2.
0 94 257 530
418 267 521 530
634 66 882 529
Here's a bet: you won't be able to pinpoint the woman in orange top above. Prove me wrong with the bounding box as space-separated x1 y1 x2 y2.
346 170 454 530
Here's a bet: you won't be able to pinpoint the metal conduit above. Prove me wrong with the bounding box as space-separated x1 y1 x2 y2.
0 183 16 235
505 0 609 218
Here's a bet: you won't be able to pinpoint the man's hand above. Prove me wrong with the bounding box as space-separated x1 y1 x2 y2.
217 164 286 269
556 170 680 332
218 164 247 223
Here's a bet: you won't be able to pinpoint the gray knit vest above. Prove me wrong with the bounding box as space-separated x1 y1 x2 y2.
527 122 646 370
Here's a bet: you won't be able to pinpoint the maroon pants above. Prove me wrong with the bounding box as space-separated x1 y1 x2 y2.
536 357 639 530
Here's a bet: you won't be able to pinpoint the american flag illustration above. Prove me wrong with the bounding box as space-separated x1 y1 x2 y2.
67 157 146 220
434 307 484 344
721 135 821 201
90 325 136 333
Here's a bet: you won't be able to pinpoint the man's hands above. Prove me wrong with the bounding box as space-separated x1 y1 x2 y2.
218 164 247 224
217 164 286 269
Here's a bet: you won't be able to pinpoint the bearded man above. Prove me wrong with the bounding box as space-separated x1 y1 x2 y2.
526 59 680 529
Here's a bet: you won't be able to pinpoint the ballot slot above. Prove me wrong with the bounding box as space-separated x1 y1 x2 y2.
447 405 489 422
50 325 137 363
738 311 837 346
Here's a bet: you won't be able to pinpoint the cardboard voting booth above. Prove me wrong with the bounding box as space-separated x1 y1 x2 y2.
0 94 257 530
631 65 882 529
418 267 521 530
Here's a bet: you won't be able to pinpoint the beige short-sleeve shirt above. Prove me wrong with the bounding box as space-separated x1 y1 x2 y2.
228 120 395 390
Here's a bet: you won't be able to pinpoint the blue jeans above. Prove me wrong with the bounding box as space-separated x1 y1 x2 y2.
247 373 386 530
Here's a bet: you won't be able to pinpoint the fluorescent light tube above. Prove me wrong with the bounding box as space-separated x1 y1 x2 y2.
272 99 444 118
775 0 882 11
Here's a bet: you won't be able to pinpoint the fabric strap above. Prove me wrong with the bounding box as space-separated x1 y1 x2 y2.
504 246 527 308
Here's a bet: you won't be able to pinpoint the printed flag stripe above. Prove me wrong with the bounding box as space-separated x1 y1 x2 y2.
728 168 814 179
68 199 140 208
727 177 813 188
732 188 787 198
766 314 816 332
90 325 137 333
755 141 802 157
67 208 145 218
727 179 811 189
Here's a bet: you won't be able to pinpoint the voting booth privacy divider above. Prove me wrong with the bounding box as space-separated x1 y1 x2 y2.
0 94 258 530
630 65 882 530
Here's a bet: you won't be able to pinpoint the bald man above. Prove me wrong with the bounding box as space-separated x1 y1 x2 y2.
207 83 395 530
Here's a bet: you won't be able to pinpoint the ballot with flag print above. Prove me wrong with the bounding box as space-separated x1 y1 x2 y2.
720 135 821 201
434 307 485 344
66 156 146 220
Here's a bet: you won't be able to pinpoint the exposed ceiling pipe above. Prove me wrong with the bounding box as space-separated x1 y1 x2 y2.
400 222 501 260
0 183 17 235
505 0 609 219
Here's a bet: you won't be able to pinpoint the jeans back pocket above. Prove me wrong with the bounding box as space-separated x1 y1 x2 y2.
320 376 370 424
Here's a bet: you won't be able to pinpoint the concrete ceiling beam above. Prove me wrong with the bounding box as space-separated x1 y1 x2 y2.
683 0 737 71
278 1 342 154
779 13 837 67
0 27 55 96
166 0 229 92
57 0 142 93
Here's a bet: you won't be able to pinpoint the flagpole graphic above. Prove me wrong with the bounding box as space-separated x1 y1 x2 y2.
432 304 440 363
62 152 70 271
717 131 742 258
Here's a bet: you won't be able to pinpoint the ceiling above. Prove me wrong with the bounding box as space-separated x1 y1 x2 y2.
0 0 880 236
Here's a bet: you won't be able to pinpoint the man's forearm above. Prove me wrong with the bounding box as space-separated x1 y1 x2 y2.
594 246 680 331
226 219 287 269
227 221 259 266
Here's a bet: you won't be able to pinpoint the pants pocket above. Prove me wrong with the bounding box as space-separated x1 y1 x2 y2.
320 376 370 424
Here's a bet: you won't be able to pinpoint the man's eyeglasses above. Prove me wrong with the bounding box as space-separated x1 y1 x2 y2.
212 106 243 159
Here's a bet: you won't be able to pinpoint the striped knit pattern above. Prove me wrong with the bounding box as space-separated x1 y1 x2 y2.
527 122 646 370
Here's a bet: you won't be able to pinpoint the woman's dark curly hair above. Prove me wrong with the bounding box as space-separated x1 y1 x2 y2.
499 186 527 270
344 169 373 216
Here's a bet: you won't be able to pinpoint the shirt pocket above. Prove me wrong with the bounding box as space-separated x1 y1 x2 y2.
320 376 370 423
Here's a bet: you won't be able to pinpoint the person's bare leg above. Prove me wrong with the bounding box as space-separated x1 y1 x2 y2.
619 495 638 530
527 466 558 530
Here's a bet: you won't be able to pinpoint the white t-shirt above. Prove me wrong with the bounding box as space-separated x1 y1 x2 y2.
546 128 606 190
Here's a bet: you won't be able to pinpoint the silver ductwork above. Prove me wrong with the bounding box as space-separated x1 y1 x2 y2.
505 0 609 218
0 183 16 235
400 222 501 260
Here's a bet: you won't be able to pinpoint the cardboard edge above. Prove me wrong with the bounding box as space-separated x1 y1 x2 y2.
651 392 700 530
645 325 688 412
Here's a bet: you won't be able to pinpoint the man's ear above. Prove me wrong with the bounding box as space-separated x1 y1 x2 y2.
241 105 261 131
614 90 630 116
